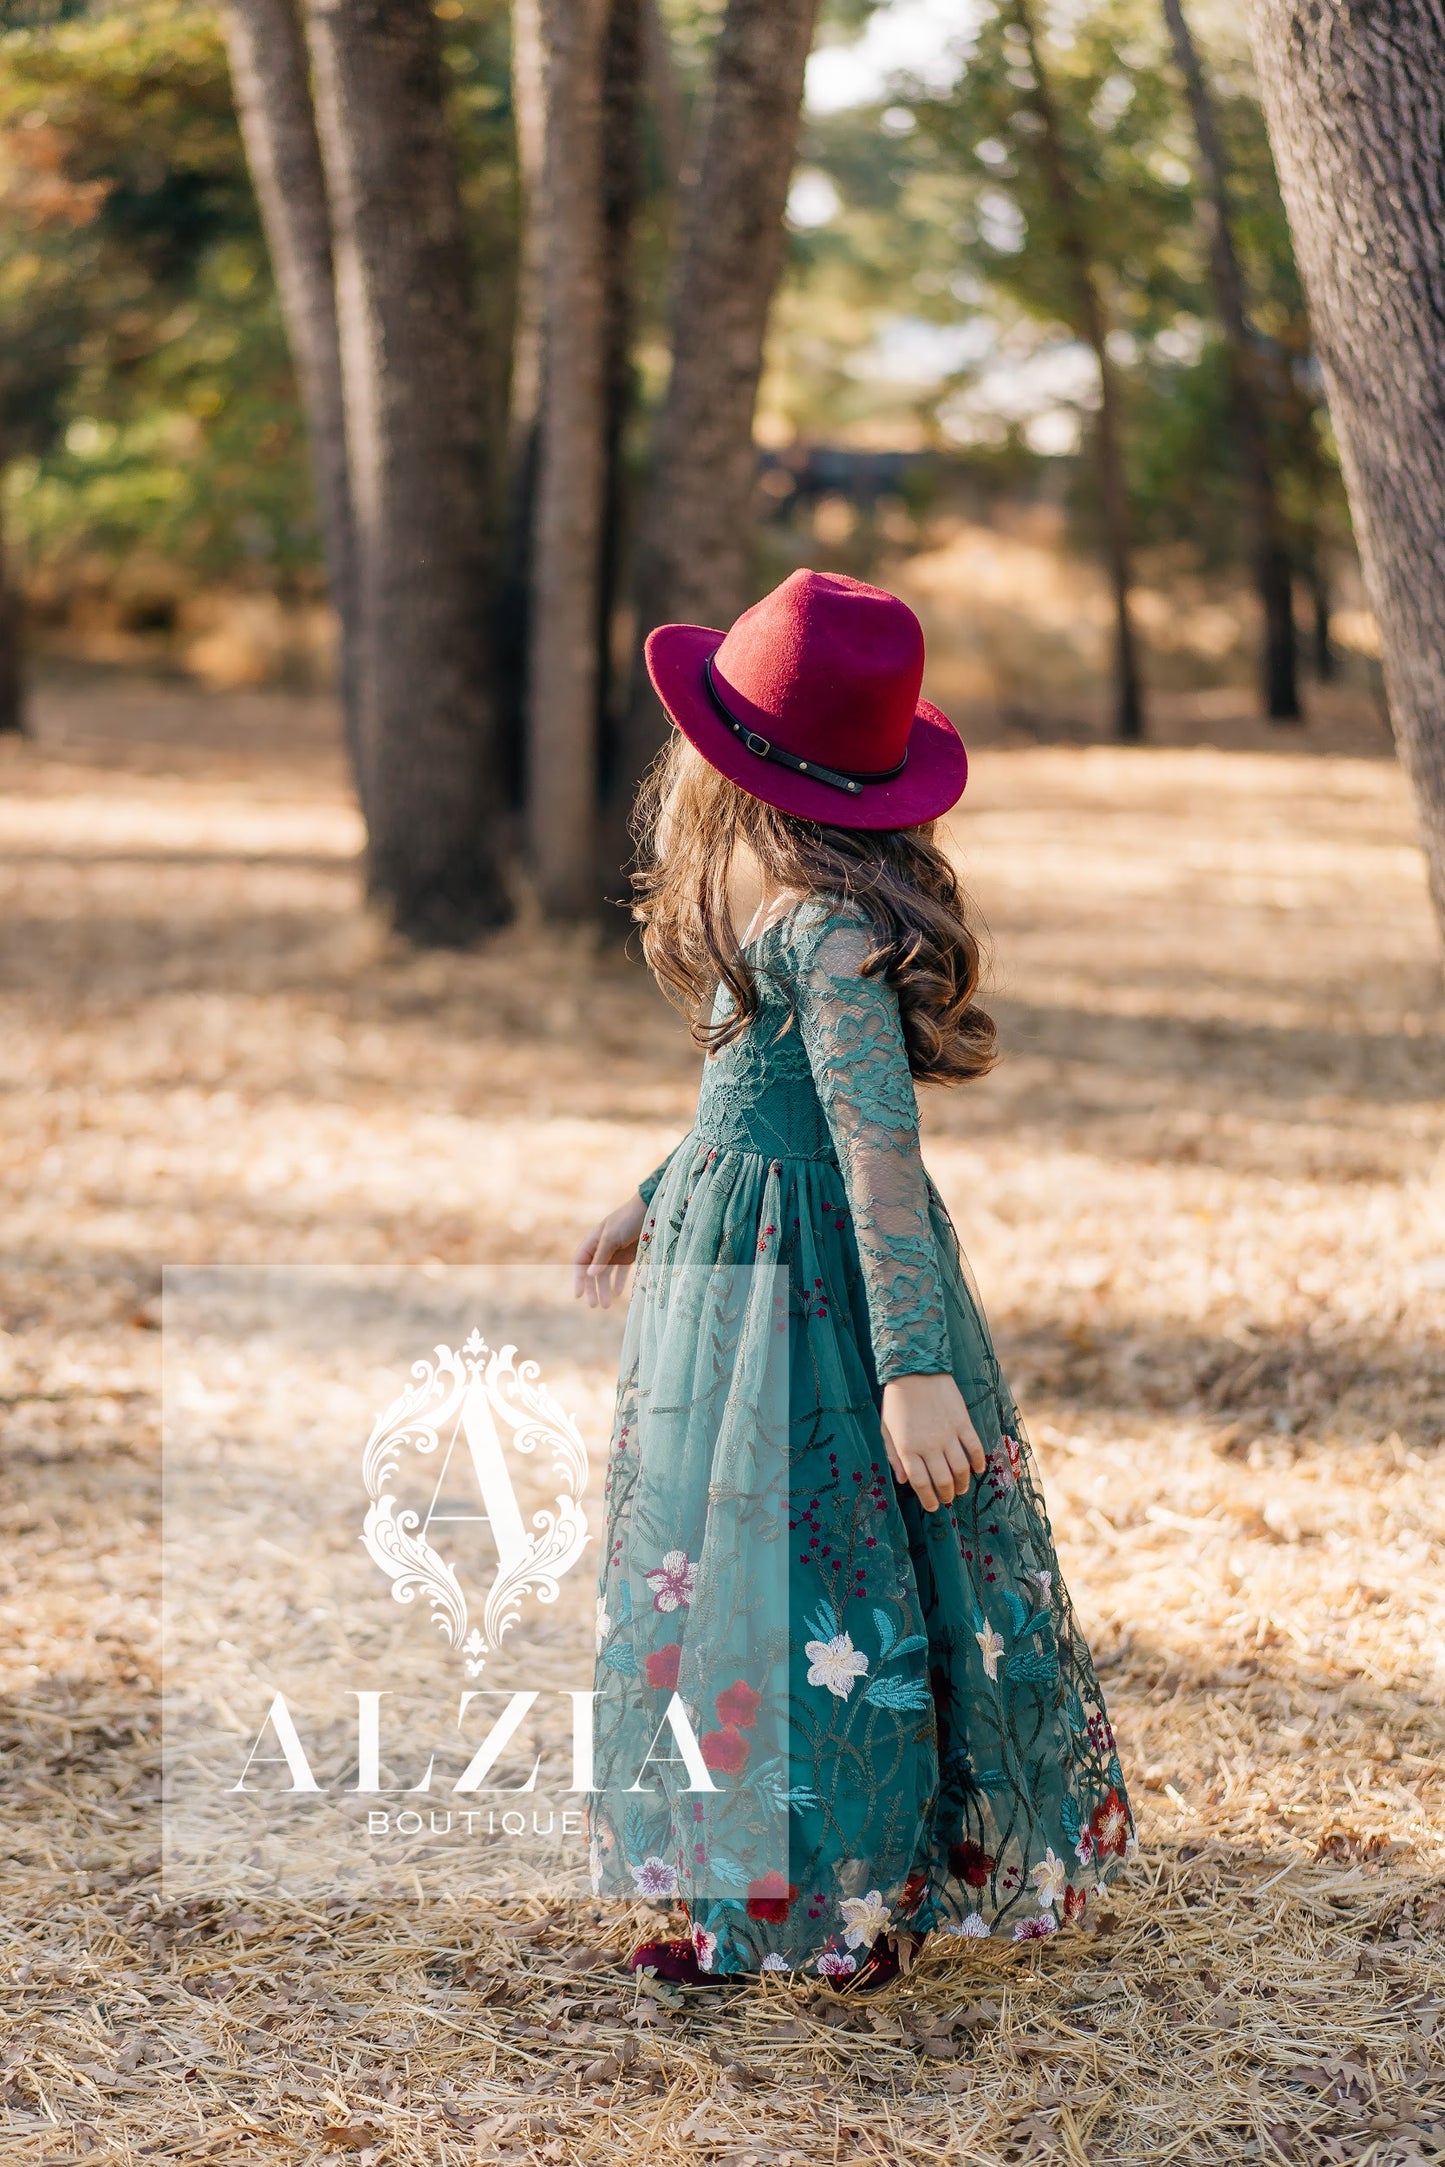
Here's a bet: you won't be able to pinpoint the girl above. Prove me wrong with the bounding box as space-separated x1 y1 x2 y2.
574 570 1133 1985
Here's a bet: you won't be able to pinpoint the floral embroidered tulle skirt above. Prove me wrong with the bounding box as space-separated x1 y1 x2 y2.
589 1140 1135 1977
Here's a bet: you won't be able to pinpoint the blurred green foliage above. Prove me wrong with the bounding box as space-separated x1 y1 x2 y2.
0 0 517 602
772 0 1349 569
0 0 1350 639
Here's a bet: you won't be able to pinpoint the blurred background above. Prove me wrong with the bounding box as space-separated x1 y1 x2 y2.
0 0 1392 842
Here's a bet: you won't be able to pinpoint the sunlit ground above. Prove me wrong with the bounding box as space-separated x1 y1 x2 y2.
0 673 1441 2164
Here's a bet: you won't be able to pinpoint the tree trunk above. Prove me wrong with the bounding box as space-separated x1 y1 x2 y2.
614 0 822 813
525 0 611 918
222 0 363 795
303 0 507 943
0 465 23 736
1012 0 1144 743
597 0 644 758
496 0 547 811
1246 0 1445 939
1305 543 1333 681
1161 0 1299 723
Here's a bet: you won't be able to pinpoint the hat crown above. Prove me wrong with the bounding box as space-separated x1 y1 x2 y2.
710 569 925 773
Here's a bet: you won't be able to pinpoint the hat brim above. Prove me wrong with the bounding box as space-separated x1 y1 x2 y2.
645 621 968 831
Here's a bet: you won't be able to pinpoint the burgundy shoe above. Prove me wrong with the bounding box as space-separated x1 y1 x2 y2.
838 1930 927 1994
629 1937 709 1985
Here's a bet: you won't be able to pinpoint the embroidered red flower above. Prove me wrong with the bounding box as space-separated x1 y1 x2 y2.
1090 1788 1130 1858
947 1840 996 1888
899 1869 929 1915
645 1644 682 1691
714 1678 762 1730
1062 1883 1087 1926
699 1724 751 1774
745 1871 799 1922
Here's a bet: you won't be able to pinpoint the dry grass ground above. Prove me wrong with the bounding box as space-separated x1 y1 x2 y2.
1 672 1443 2165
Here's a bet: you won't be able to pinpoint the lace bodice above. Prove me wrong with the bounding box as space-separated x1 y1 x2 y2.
640 901 952 1384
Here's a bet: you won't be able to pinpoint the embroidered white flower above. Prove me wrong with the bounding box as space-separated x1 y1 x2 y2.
630 1853 678 1897
816 1950 857 1977
645 1549 697 1613
805 1631 869 1700
594 1596 612 1647
839 1889 890 1950
692 1925 718 1971
760 1952 791 1973
948 1912 991 1939
1031 1847 1068 1910
1032 1569 1052 1603
976 1624 1005 1680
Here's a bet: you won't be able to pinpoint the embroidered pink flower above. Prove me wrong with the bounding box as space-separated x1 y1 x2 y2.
948 1839 995 1888
816 1950 857 1978
951 1912 991 1939
746 1871 798 1922
645 1643 682 1691
1090 1788 1130 1859
1014 1913 1057 1941
984 1444 1017 1492
715 1678 762 1730
630 1854 678 1897
699 1724 751 1774
645 1549 698 1613
692 1925 718 1971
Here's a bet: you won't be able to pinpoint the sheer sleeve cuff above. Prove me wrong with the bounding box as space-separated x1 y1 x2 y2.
637 1148 677 1207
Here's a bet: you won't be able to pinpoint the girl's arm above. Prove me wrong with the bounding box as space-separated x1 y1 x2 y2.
794 911 984 1508
573 1141 678 1307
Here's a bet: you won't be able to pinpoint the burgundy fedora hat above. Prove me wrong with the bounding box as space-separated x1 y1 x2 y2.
645 568 967 831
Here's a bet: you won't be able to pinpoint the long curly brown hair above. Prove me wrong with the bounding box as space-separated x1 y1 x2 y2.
630 735 996 1085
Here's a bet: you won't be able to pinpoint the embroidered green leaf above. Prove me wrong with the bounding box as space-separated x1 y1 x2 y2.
862 1674 932 1711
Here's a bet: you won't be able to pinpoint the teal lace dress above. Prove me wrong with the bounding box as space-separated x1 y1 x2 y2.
590 901 1133 1977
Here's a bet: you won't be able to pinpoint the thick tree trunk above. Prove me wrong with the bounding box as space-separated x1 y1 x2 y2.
525 0 610 918
614 0 822 810
222 0 363 795
1246 0 1445 939
303 0 507 942
496 0 547 810
0 467 23 737
1161 0 1299 723
1013 0 1144 743
597 0 643 753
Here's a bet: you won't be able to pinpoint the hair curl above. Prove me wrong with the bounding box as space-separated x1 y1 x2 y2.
630 735 996 1086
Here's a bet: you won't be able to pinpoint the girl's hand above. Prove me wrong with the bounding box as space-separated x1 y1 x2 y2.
880 1372 986 1511
573 1192 648 1309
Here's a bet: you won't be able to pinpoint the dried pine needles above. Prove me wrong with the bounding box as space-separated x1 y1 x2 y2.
0 687 1442 2164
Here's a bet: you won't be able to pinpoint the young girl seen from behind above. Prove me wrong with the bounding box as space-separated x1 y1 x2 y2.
574 570 1133 1986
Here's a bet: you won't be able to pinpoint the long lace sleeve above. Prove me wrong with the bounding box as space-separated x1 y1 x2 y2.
637 1147 678 1205
792 910 952 1384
